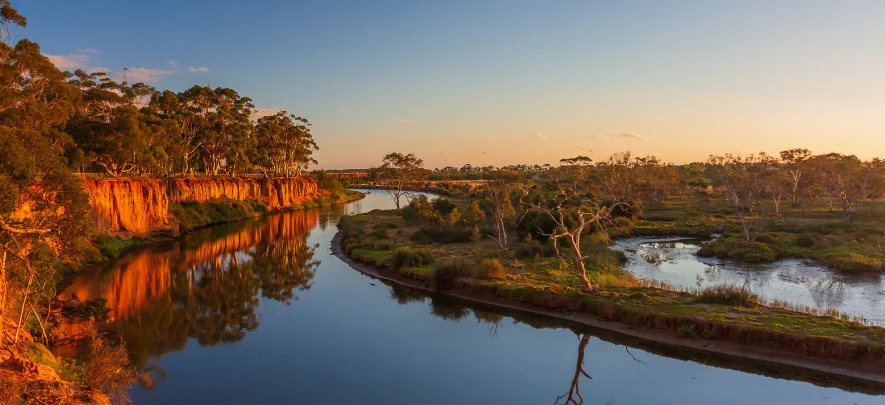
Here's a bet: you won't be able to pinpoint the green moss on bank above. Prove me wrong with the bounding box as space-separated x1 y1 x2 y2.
171 198 270 231
699 231 885 271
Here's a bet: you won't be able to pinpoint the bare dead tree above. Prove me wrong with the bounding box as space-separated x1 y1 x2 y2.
521 179 619 291
481 179 517 250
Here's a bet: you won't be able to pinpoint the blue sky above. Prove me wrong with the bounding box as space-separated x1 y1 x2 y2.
17 0 885 168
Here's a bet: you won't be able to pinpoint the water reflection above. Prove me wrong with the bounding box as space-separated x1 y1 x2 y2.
368 277 883 397
554 334 592 405
55 193 885 404
60 210 320 365
615 237 885 322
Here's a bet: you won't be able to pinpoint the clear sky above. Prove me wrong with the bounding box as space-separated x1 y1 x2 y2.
17 0 885 169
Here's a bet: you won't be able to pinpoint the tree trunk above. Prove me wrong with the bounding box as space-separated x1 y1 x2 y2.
842 200 852 223
14 271 34 343
570 239 592 290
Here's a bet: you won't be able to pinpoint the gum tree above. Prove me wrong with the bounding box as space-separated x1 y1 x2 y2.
0 1 90 343
376 152 426 209
520 158 620 291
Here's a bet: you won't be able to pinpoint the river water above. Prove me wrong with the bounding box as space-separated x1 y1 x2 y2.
61 191 884 404
612 237 885 324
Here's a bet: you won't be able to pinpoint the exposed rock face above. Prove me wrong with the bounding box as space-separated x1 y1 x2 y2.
85 179 172 237
84 177 321 237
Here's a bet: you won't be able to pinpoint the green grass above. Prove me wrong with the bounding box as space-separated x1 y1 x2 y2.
93 235 147 260
170 198 269 230
339 206 885 362
18 342 86 384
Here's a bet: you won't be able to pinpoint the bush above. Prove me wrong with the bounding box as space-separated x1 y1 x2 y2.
432 198 456 215
677 323 699 339
753 233 776 245
476 258 507 279
696 285 760 307
515 240 556 259
795 232 819 248
409 227 473 244
88 333 152 405
433 259 473 289
391 246 434 270
402 196 443 225
0 373 25 405
94 235 142 259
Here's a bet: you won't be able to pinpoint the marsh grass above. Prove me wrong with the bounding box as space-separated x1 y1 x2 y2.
433 259 473 289
696 285 761 307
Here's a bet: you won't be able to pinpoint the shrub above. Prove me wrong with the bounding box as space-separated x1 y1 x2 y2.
753 233 776 245
432 197 456 215
373 241 393 250
409 227 473 244
87 333 152 405
369 229 390 239
795 232 819 248
476 258 507 279
409 229 436 244
391 246 434 270
678 323 699 339
433 259 473 289
402 196 443 225
696 285 760 307
515 240 556 259
0 373 25 405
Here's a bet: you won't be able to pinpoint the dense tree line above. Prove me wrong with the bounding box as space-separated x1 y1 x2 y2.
64 76 318 178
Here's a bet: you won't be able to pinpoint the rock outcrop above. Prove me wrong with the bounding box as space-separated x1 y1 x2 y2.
84 177 321 237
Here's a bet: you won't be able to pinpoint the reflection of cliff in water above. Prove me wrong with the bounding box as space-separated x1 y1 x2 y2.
60 210 321 366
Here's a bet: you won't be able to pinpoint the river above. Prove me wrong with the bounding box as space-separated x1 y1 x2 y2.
60 191 884 404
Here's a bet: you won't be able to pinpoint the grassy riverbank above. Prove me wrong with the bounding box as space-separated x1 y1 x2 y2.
338 205 885 369
610 197 885 272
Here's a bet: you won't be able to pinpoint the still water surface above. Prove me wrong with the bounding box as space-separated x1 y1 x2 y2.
63 191 884 404
613 237 885 323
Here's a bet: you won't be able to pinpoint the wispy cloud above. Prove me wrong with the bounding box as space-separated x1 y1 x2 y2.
44 51 93 69
44 49 178 83
335 105 346 112
536 134 549 141
165 59 177 65
487 135 499 140
589 132 645 141
396 118 416 125
123 67 177 82
188 66 210 72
